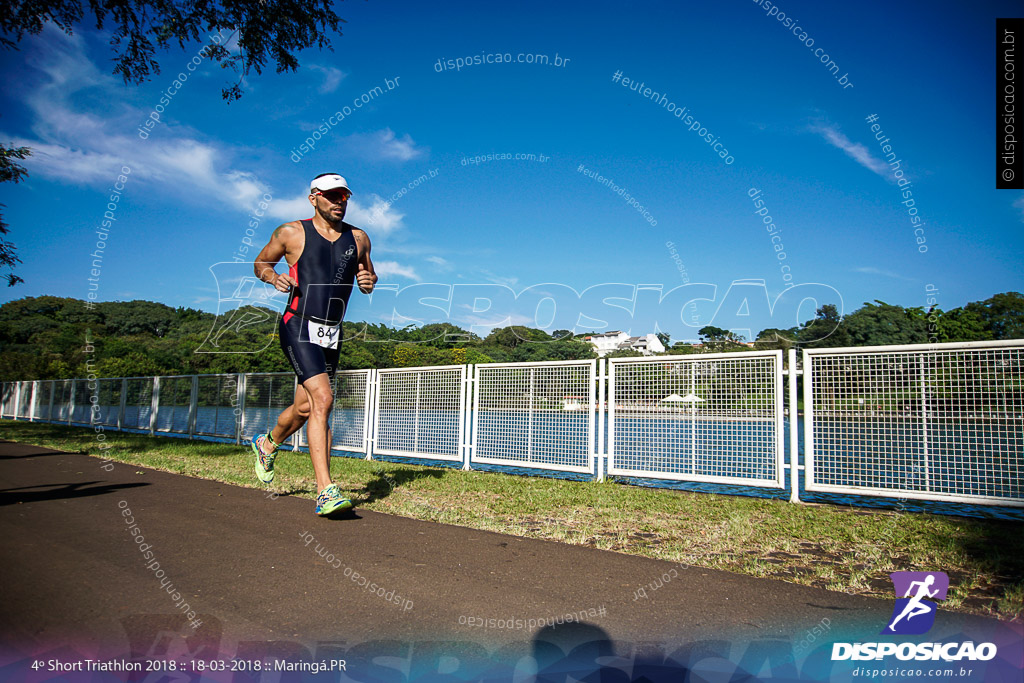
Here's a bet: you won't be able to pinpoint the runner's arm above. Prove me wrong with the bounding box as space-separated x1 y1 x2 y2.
355 230 378 294
254 224 300 292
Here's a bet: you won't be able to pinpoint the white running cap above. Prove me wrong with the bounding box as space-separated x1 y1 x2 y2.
310 174 350 194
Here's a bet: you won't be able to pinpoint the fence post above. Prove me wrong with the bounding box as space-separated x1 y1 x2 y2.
788 349 801 503
29 381 38 422
595 358 605 482
48 380 55 423
363 369 376 461
118 378 127 430
150 377 160 436
12 382 21 422
68 379 75 426
235 373 246 445
527 368 535 464
464 365 478 471
801 349 813 496
188 376 198 438
88 380 97 427
919 355 930 494
461 365 472 471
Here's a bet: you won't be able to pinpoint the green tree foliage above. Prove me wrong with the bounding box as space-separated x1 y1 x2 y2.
0 144 30 286
798 304 851 348
965 292 1024 340
933 307 991 343
0 0 343 101
604 349 644 359
697 325 746 352
666 342 697 355
754 327 799 353
96 300 177 337
1 293 1019 382
841 301 929 347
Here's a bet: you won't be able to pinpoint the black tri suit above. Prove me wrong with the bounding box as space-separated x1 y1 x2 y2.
279 219 360 382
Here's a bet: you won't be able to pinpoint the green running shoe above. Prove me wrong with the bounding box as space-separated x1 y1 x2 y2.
252 433 278 484
315 484 353 516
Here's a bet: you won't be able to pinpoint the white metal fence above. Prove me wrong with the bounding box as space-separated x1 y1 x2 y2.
471 360 596 473
803 340 1023 506
608 351 785 487
2 339 1021 508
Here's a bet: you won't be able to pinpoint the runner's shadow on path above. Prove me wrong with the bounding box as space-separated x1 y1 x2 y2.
358 467 447 506
0 441 83 460
0 481 150 506
0 449 81 460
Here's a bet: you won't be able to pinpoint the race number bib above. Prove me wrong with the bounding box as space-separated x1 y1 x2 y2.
307 320 340 349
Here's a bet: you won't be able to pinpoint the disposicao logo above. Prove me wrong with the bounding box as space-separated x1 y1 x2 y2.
831 570 998 662
882 571 948 635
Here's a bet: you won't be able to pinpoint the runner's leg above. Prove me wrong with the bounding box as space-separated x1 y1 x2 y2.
301 372 335 492
255 385 310 455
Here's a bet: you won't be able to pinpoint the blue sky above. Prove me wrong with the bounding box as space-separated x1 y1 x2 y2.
1 0 1021 342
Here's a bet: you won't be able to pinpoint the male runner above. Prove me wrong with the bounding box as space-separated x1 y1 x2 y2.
251 173 377 515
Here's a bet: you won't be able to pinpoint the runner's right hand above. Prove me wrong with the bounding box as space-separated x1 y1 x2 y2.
268 272 297 293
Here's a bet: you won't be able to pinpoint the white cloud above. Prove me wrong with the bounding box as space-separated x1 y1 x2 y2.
264 192 406 235
8 26 422 274
477 269 519 288
852 266 914 282
427 256 451 270
9 138 129 184
308 65 346 94
8 25 270 212
265 195 314 222
375 129 424 161
373 260 421 281
347 194 405 232
342 128 425 162
812 124 890 178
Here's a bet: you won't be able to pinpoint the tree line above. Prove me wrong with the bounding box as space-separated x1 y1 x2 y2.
0 293 1020 381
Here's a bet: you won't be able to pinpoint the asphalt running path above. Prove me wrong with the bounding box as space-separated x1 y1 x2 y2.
0 439 1015 678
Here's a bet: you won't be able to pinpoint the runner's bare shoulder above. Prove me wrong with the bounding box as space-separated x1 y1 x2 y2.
273 220 304 241
270 221 305 251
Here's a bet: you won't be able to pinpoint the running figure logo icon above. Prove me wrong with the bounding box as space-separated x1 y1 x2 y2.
882 571 949 635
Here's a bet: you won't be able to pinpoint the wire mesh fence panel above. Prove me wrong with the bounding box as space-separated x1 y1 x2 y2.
241 373 294 443
374 366 464 461
330 370 370 453
154 376 195 435
53 380 73 422
471 360 595 473
805 342 1024 505
93 378 123 427
15 381 33 419
71 380 92 424
0 383 13 417
608 352 784 487
194 375 238 438
122 378 153 430
32 381 54 421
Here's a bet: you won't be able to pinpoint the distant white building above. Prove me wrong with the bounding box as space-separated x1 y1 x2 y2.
584 331 630 356
584 331 665 357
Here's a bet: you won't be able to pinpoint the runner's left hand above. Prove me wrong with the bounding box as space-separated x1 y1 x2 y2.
357 264 375 294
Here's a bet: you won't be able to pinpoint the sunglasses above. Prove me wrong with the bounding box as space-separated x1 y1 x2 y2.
315 190 351 203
